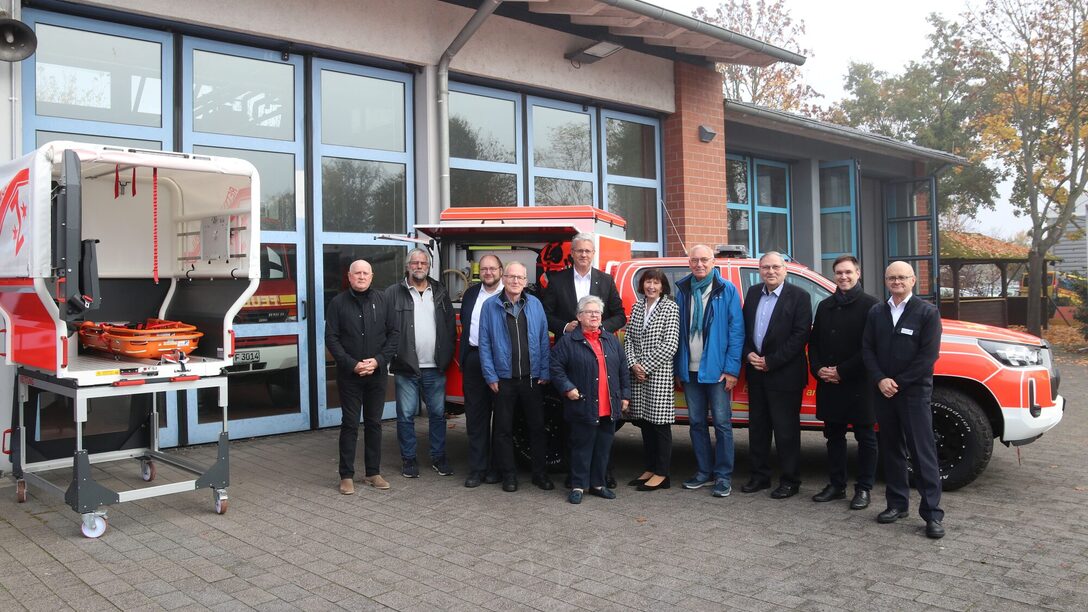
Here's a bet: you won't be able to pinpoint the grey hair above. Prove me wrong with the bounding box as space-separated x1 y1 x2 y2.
571 233 594 249
577 295 605 314
759 251 784 264
406 247 431 268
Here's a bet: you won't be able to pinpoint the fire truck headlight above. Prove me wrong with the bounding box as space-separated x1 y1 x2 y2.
979 339 1043 367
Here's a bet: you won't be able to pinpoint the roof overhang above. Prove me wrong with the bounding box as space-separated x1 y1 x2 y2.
726 100 968 166
438 0 806 67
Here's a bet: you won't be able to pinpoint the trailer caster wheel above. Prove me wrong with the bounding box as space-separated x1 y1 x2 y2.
140 460 156 482
213 489 229 515
15 480 26 503
80 514 108 539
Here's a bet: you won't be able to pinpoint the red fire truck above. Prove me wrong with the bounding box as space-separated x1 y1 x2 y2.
419 206 1064 491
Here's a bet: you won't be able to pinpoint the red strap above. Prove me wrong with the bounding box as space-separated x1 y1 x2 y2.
153 168 159 284
132 167 137 197
114 165 119 199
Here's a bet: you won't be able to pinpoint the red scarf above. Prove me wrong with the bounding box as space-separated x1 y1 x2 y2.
582 328 610 417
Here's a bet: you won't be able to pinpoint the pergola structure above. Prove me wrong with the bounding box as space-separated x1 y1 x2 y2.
940 230 1058 326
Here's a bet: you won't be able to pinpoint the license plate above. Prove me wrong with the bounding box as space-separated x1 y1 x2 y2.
234 350 260 363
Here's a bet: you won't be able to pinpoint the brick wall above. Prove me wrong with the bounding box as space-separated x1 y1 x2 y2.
662 63 727 256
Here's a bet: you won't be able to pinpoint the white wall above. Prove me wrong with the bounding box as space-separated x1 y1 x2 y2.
75 0 675 113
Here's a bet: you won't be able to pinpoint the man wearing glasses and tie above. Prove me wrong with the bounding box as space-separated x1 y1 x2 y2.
478 261 553 493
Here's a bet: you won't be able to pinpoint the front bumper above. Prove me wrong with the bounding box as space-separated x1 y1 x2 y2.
1001 394 1064 443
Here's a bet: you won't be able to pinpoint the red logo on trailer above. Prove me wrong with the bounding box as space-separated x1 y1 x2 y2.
0 168 29 255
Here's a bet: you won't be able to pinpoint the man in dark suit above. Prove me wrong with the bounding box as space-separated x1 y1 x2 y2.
541 233 626 337
862 261 946 539
741 251 811 499
458 254 505 488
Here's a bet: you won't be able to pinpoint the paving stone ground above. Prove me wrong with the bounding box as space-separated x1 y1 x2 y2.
1 352 1085 611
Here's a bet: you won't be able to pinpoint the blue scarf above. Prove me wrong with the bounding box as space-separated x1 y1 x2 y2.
689 274 713 339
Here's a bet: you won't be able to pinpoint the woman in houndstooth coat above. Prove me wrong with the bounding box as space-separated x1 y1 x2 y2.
624 268 680 491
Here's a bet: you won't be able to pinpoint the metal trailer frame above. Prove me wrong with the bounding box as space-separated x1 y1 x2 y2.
10 369 230 538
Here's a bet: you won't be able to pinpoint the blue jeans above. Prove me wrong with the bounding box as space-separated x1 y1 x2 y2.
684 374 734 482
394 368 448 460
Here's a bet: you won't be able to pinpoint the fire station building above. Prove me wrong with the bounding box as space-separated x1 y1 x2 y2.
0 0 958 446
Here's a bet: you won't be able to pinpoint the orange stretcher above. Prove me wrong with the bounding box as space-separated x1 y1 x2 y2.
78 318 203 359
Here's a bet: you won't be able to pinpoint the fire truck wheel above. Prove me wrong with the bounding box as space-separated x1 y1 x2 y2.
907 387 994 491
513 386 568 473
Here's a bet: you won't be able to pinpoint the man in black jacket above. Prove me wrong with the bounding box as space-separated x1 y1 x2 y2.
741 251 811 499
326 259 399 495
541 233 626 336
387 248 457 479
808 255 880 509
459 254 505 488
862 261 945 539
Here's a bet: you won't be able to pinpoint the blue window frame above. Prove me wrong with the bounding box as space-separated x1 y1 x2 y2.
21 10 174 151
312 59 413 426
818 160 858 278
180 37 311 442
727 155 792 258
448 82 523 207
602 109 662 254
527 96 598 207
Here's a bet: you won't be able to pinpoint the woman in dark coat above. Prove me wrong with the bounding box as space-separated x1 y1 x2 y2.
808 255 881 509
624 268 680 491
550 295 631 504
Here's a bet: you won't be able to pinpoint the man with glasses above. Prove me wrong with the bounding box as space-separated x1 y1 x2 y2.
326 259 399 495
862 261 946 539
386 248 457 479
478 261 553 492
741 251 812 499
459 254 504 488
674 245 745 498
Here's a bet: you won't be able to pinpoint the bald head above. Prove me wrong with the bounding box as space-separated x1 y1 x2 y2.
884 261 916 302
687 244 715 280
348 259 374 292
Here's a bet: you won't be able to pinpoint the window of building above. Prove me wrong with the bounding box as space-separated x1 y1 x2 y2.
727 155 791 257
885 178 938 298
448 84 522 207
603 110 661 253
818 161 858 278
529 98 596 206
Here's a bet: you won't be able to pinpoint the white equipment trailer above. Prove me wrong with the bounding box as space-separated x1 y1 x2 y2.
0 142 260 537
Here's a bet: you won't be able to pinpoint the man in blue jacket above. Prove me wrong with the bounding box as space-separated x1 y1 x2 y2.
478 261 553 493
674 245 745 498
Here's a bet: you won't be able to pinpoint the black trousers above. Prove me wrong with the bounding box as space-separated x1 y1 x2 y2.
493 377 546 477
747 380 802 486
637 420 672 476
875 391 944 522
462 348 496 476
823 421 877 491
568 417 615 490
338 374 386 479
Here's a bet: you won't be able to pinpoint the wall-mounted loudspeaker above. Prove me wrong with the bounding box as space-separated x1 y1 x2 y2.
0 12 36 62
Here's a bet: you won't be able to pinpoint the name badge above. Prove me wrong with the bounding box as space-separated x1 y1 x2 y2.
900 328 914 336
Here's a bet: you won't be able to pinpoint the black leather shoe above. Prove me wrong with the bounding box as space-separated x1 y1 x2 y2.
877 508 909 524
502 476 518 493
925 520 946 539
532 475 555 491
464 473 482 488
628 476 650 487
850 489 871 510
636 476 671 491
484 472 501 484
589 487 616 499
770 483 799 499
811 484 846 502
605 472 618 490
741 479 771 493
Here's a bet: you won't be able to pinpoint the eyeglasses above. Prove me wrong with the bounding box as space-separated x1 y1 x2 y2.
503 274 527 282
573 248 594 255
579 310 602 316
479 266 501 272
885 275 914 282
689 257 712 264
760 264 784 271
408 260 429 267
